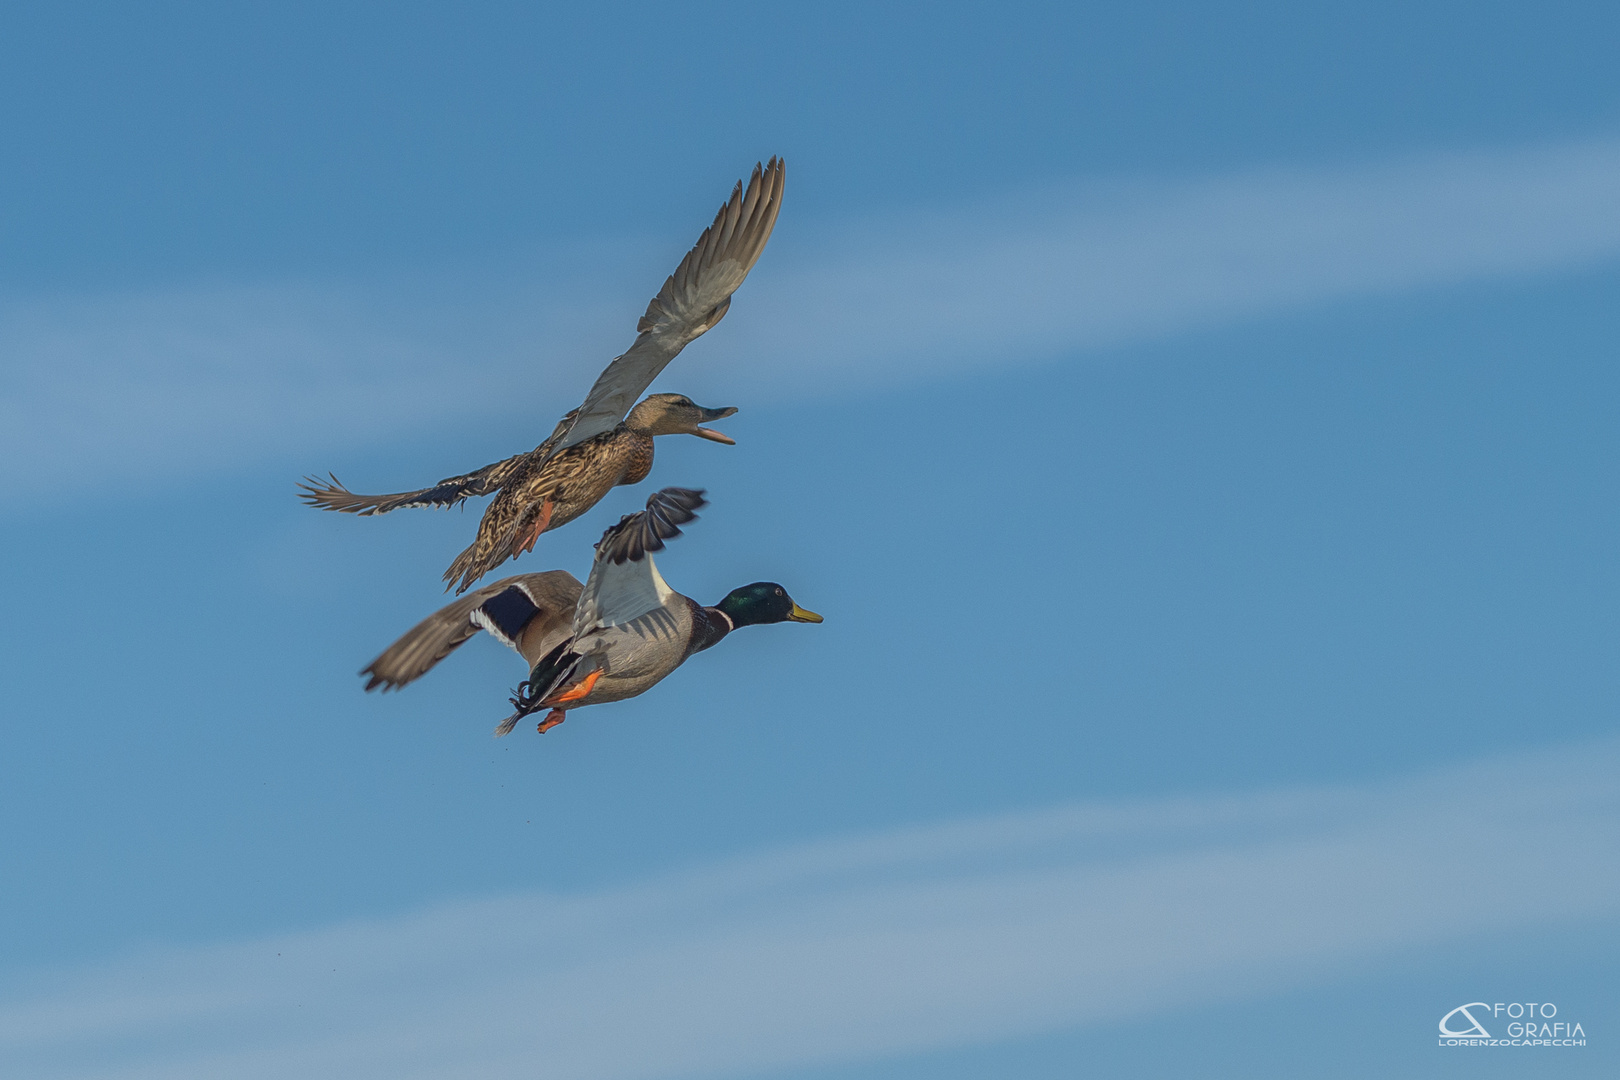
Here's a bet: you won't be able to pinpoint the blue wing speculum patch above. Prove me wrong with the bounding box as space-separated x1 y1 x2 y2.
472 585 541 648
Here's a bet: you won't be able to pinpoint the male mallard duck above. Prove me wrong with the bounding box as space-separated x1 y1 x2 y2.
300 157 785 594
360 487 821 736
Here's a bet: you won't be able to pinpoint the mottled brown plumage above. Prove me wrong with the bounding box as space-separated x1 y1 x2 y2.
304 395 735 593
439 396 730 592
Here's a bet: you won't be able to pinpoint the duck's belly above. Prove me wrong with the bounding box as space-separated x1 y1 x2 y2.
573 609 689 707
549 469 628 530
583 667 677 705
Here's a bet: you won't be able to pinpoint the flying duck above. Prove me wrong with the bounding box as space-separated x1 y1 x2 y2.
361 487 821 736
300 157 785 594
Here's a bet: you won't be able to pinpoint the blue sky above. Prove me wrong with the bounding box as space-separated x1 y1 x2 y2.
2 2 1619 1077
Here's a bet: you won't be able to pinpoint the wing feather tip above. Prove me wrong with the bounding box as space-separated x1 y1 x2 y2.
596 486 707 565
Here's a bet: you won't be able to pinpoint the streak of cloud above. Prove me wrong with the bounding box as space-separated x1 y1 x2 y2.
5 137 1620 499
2 739 1615 1080
720 137 1620 391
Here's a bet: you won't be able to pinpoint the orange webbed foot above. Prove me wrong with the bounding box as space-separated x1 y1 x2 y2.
517 499 556 556
537 709 566 734
545 668 603 705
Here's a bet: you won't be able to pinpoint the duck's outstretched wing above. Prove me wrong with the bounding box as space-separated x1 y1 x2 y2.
554 159 785 453
299 410 581 516
572 487 707 636
299 457 522 515
360 570 583 691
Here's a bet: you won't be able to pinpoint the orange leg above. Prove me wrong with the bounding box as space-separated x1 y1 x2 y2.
544 668 603 705
537 709 566 734
517 498 556 556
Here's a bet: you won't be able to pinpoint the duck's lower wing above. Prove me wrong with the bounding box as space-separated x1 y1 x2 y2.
299 454 527 515
299 409 581 517
361 570 583 692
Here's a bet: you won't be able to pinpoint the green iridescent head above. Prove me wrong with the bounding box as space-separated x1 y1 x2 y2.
716 582 823 628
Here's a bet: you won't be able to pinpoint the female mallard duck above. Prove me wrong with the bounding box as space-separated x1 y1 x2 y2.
299 157 785 594
360 487 821 736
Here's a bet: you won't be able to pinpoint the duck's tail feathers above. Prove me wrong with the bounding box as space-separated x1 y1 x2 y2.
442 540 485 595
495 641 580 735
443 531 514 594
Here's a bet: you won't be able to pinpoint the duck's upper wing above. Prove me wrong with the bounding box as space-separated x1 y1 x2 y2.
361 570 583 691
571 487 707 636
554 159 785 453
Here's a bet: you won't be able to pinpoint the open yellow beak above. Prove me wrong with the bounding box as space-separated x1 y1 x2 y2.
787 603 824 623
693 427 736 445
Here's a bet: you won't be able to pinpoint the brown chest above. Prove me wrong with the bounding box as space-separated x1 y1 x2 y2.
620 432 655 486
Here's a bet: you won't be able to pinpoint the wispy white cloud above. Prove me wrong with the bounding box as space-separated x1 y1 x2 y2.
2 739 1616 1079
0 273 621 503
719 137 1620 392
5 136 1620 499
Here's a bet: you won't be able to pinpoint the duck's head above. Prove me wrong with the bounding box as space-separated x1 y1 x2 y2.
717 582 823 627
626 393 738 443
